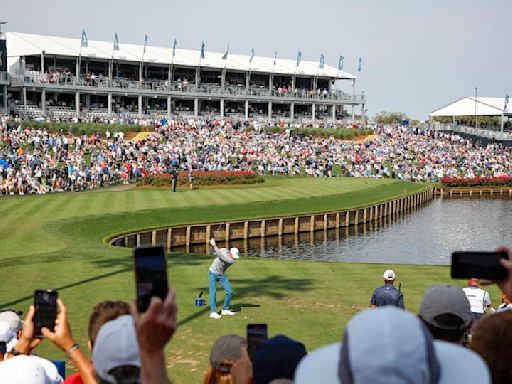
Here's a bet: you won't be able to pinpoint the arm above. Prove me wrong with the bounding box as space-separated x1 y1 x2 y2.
370 290 377 308
42 299 96 384
130 289 178 384
8 305 41 357
210 239 234 264
497 247 512 299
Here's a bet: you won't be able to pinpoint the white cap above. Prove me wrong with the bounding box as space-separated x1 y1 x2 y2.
230 248 240 259
0 355 63 384
295 307 490 384
0 320 18 352
383 269 396 280
92 315 141 382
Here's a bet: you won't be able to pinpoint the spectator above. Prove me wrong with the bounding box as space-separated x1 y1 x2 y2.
497 293 512 312
251 335 306 384
418 284 472 344
463 278 493 322
471 310 512 384
0 309 23 353
294 307 490 383
370 269 404 308
203 334 246 384
0 355 63 383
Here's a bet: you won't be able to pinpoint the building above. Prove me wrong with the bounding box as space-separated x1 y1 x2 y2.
5 32 365 122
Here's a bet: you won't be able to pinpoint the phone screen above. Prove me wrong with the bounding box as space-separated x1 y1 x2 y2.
247 323 268 357
34 290 58 338
451 251 508 280
134 246 168 312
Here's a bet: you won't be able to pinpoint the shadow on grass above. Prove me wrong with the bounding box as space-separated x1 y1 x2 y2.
177 275 313 327
0 267 131 308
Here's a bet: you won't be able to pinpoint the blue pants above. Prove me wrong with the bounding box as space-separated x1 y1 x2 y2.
208 271 233 313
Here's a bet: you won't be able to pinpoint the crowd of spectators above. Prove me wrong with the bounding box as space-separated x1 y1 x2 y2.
1 115 512 196
1 248 512 383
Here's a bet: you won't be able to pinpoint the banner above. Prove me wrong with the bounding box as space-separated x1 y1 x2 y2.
0 40 6 72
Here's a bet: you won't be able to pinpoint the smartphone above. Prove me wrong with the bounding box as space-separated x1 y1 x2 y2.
33 290 58 338
247 323 268 357
134 246 168 312
451 251 509 280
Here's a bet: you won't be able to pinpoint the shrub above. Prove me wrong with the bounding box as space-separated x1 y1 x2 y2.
9 121 148 136
138 171 264 187
441 177 512 188
261 126 373 140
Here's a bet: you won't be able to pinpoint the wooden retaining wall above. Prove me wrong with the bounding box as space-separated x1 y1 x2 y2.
109 188 436 249
435 187 512 197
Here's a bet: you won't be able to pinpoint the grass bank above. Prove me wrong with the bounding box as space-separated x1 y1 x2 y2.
0 177 497 383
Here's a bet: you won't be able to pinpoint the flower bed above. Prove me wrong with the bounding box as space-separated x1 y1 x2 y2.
441 177 512 188
138 171 264 187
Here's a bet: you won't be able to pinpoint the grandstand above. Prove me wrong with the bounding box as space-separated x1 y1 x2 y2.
4 32 366 122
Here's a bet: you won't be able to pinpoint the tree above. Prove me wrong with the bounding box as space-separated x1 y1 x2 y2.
374 111 408 124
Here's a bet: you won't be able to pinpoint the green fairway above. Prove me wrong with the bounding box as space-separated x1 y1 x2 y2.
0 177 500 383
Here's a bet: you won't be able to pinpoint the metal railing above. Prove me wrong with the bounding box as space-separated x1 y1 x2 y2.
429 123 512 141
11 72 365 104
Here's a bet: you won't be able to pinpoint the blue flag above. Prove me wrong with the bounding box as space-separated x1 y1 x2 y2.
273 50 277 67
222 44 229 60
296 50 302 66
200 41 205 59
81 30 88 48
357 57 362 72
338 55 344 71
249 47 255 63
172 38 177 57
113 33 119 51
143 34 148 54
505 95 510 111
319 54 325 69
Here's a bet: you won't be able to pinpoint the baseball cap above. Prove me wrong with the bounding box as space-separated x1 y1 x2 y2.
0 309 22 332
419 284 472 330
0 355 63 384
294 307 490 384
252 335 307 384
210 334 246 372
92 315 141 382
230 248 240 259
383 269 396 280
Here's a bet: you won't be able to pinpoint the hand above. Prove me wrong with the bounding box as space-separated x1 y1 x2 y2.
210 238 216 247
42 299 76 352
130 289 178 356
231 347 253 384
15 305 41 354
496 247 512 299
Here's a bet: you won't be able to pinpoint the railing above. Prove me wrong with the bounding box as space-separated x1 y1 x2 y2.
429 123 512 141
11 72 365 104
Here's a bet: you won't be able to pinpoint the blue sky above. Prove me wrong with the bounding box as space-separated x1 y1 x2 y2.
3 0 510 120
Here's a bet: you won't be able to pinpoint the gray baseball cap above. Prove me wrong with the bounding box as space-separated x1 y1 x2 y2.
419 284 472 330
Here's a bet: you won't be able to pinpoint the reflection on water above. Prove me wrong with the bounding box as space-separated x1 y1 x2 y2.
173 196 512 265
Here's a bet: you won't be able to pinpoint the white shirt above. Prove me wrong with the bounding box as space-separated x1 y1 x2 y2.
463 287 491 314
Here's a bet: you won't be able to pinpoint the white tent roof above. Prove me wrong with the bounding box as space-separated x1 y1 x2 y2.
430 97 511 117
6 32 356 80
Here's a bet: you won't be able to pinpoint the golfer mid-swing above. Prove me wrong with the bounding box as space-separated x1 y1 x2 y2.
208 238 239 319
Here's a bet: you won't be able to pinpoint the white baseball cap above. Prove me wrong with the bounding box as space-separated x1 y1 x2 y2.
383 269 396 280
230 248 240 259
0 355 63 384
92 315 141 382
295 307 490 384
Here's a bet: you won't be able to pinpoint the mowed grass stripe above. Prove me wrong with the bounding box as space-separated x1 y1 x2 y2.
0 195 54 225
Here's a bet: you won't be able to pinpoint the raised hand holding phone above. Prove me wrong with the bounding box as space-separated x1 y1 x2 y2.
33 289 58 338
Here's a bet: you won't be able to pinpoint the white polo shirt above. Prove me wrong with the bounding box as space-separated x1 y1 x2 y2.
463 287 491 314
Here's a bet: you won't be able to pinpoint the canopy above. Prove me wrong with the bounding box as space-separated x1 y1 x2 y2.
430 97 511 117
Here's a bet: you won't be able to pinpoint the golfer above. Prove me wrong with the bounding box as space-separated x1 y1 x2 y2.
208 238 239 319
370 269 405 309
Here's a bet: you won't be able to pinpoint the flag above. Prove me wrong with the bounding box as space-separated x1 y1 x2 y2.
338 55 344 71
357 57 362 72
222 44 229 60
249 47 255 63
505 95 510 111
319 54 325 69
200 41 205 59
81 30 88 48
273 50 278 67
113 33 119 51
143 34 148 54
172 38 177 57
296 50 302 66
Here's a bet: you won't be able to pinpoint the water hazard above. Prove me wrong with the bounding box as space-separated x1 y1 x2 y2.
174 196 512 265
